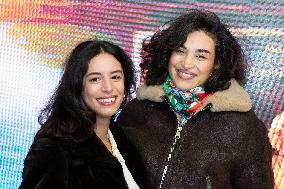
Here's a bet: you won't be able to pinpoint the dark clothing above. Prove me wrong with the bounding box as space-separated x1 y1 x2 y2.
117 80 274 189
19 121 147 189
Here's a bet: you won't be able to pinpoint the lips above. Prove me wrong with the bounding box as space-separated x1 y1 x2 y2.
177 69 197 80
97 97 116 105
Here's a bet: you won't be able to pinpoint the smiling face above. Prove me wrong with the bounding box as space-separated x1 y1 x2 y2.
168 30 216 90
82 53 125 120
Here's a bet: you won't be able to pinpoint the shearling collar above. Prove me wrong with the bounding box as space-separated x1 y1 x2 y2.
136 79 252 112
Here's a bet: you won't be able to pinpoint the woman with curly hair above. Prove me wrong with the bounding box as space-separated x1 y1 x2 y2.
19 40 146 189
117 9 274 188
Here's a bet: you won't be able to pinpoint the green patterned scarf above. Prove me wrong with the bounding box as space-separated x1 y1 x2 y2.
163 74 211 119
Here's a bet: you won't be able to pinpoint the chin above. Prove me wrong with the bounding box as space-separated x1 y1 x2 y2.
178 86 195 91
97 113 116 119
96 108 120 118
173 81 195 91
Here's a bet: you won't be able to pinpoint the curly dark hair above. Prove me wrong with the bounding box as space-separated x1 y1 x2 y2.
35 40 135 141
141 9 246 92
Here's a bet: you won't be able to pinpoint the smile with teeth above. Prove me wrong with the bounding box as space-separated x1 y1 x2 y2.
177 69 197 80
97 97 116 105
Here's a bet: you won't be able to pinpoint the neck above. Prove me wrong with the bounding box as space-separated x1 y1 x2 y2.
94 116 112 152
163 77 210 118
95 116 111 141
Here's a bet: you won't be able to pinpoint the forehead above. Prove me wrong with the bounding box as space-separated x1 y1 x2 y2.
183 31 216 51
87 53 122 72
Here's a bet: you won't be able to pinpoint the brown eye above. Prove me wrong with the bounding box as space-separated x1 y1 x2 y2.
174 48 186 54
196 54 207 60
90 77 101 82
112 75 122 80
197 55 205 58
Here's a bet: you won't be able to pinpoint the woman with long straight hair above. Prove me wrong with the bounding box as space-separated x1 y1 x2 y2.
20 40 146 189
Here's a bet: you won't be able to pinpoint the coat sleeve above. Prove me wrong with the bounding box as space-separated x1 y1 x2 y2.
234 119 274 189
19 138 68 189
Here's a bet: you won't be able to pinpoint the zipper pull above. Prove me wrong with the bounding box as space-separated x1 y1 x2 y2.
175 126 182 139
175 117 187 139
206 175 213 189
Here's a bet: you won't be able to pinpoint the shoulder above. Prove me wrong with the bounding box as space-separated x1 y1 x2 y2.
229 110 267 134
24 137 68 166
24 136 98 166
23 136 96 175
197 109 267 141
21 137 70 185
197 110 270 159
208 110 268 142
232 110 265 129
203 79 252 113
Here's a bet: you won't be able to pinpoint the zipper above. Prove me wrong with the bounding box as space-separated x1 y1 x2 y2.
206 175 213 189
158 101 212 189
158 116 187 189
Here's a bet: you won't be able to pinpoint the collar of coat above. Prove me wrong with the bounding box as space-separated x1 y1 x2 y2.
136 79 252 113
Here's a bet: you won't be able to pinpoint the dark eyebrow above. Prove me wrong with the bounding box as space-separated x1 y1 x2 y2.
85 70 123 78
111 70 123 74
196 49 211 54
177 45 187 50
85 72 101 77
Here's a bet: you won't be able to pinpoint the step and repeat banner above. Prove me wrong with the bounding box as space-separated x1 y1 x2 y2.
0 1 283 188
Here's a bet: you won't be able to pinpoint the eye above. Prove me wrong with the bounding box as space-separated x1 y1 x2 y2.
90 77 101 82
174 48 186 54
111 74 122 80
196 54 207 60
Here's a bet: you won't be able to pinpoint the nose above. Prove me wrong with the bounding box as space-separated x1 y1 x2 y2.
182 54 196 69
101 78 113 93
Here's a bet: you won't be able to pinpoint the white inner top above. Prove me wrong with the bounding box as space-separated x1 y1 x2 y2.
108 129 140 189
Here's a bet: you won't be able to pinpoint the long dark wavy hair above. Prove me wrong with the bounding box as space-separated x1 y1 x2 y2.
35 40 135 141
141 9 246 92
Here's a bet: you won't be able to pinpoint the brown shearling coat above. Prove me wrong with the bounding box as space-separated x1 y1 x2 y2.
117 80 274 189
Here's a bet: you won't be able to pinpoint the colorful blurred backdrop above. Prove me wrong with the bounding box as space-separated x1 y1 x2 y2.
0 1 283 188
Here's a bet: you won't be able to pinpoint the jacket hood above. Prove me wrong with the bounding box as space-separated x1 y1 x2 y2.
136 79 252 112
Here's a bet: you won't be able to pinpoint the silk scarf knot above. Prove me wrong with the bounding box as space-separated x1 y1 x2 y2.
163 74 211 119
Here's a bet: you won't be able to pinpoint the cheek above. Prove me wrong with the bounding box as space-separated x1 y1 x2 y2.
199 61 215 75
169 55 178 66
169 54 184 71
82 84 97 100
168 58 176 74
115 82 125 95
81 89 90 106
202 66 213 74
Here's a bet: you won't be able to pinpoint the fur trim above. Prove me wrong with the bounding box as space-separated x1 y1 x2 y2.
136 79 252 112
202 79 252 112
136 85 164 102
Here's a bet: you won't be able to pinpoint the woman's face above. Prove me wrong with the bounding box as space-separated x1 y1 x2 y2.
168 30 216 90
82 53 125 119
